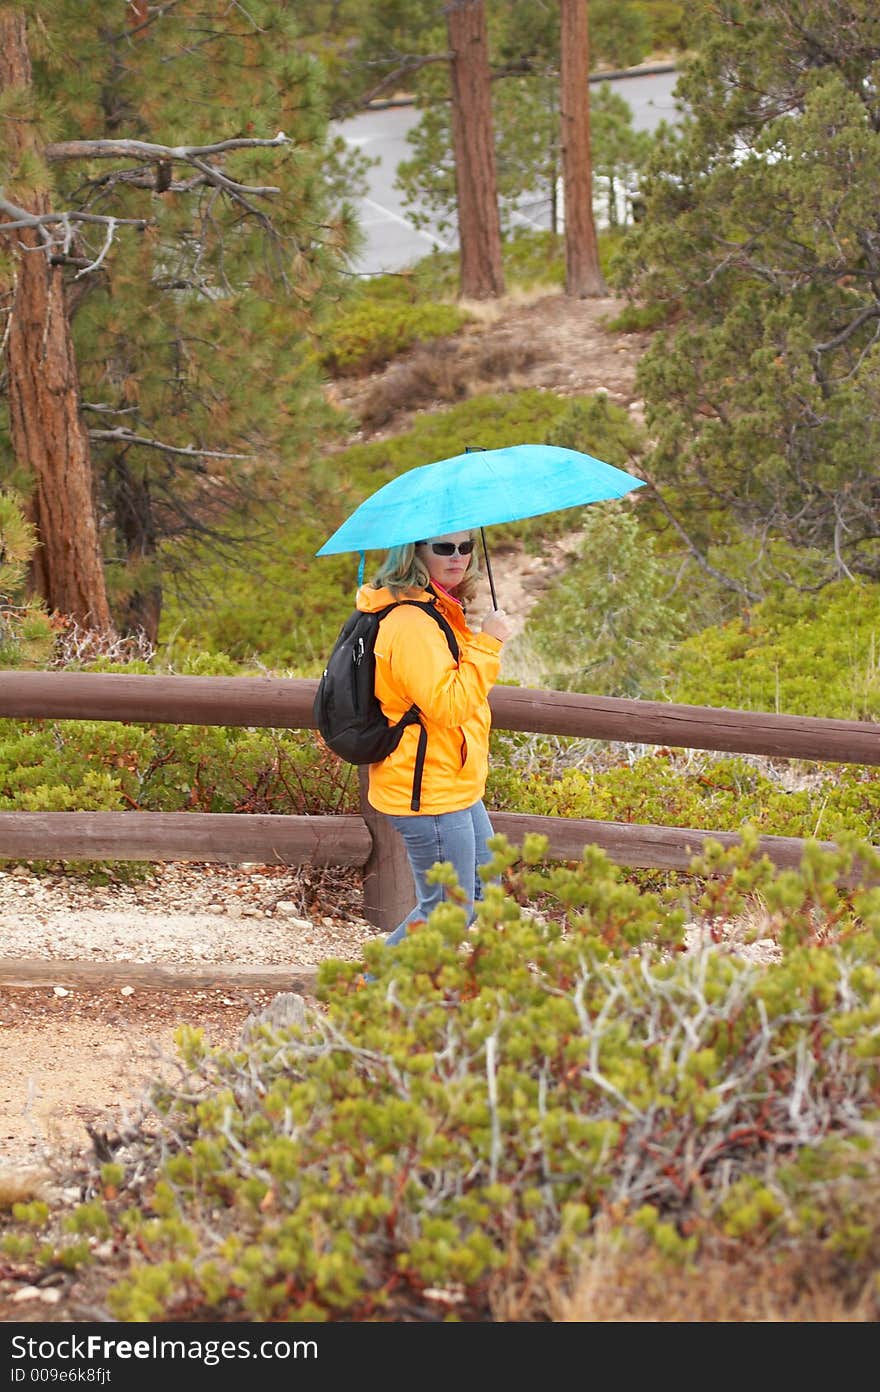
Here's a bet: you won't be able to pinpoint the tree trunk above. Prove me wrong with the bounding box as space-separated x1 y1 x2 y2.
0 8 113 631
445 0 505 300
560 0 607 297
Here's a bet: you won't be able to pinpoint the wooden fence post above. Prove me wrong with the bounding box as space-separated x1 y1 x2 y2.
357 767 414 933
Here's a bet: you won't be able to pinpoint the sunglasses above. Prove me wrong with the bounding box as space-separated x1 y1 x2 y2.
421 540 475 556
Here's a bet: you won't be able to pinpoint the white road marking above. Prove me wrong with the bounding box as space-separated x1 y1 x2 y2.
361 197 450 249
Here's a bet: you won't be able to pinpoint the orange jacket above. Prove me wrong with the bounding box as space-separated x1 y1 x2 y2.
356 583 503 816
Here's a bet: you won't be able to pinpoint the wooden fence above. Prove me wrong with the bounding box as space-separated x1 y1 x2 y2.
0 671 877 952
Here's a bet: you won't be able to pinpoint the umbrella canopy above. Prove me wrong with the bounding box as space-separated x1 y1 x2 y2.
316 443 645 558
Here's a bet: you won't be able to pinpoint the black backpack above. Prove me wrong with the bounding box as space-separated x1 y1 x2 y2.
313 597 460 812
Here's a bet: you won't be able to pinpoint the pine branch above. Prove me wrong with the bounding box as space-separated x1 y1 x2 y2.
331 53 452 117
1 132 291 264
187 156 273 204
813 302 880 355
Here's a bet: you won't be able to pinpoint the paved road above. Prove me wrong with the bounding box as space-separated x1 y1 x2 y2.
333 66 682 276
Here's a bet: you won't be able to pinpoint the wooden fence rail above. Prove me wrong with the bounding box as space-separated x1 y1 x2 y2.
1 671 878 764
0 812 371 866
0 671 876 936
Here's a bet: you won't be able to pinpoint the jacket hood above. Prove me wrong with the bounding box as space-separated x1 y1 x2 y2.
356 583 431 613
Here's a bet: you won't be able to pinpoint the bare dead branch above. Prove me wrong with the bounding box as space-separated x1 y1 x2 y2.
0 194 147 235
119 0 187 44
2 128 287 266
813 301 880 355
44 133 292 163
0 199 51 247
88 427 253 460
73 218 117 279
187 157 275 203
832 501 857 581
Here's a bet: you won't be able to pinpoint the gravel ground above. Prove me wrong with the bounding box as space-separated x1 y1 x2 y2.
0 861 377 1179
0 860 375 967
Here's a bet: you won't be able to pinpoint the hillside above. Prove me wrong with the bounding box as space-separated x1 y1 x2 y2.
328 288 650 435
325 288 654 636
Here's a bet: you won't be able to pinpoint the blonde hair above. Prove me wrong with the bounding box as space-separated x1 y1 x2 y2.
371 535 481 607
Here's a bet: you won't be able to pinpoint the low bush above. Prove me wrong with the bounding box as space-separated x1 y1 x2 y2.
666 579 880 720
0 652 359 878
0 712 355 821
486 747 880 845
359 336 541 431
499 227 625 291
320 302 472 377
0 490 55 669
10 834 878 1322
605 298 679 332
513 502 685 697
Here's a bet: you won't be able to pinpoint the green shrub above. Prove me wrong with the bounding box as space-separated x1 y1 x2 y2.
1 697 875 861
499 227 626 290
0 650 360 877
487 746 880 844
543 391 646 465
320 301 472 377
500 228 565 288
0 713 355 823
605 298 679 332
666 579 880 720
40 834 880 1322
0 489 54 668
516 502 685 696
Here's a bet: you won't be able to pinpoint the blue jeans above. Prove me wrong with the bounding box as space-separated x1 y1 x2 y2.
385 799 496 947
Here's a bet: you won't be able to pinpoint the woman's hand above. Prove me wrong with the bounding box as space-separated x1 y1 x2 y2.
481 608 513 642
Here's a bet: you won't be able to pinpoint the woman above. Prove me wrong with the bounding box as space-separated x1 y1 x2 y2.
358 529 512 947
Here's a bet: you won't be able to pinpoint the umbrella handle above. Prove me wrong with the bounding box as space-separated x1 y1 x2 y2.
480 526 498 609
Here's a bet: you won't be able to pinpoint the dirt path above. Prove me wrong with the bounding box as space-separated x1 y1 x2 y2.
0 984 275 1165
0 863 375 1174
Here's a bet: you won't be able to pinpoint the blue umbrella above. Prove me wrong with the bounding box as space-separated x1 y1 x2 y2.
316 443 646 604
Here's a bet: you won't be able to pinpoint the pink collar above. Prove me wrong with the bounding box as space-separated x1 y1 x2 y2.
431 580 463 608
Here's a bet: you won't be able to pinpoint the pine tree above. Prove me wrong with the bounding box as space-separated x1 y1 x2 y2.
0 6 113 632
1 1 357 640
616 0 880 591
559 0 606 297
446 0 505 299
382 2 660 289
